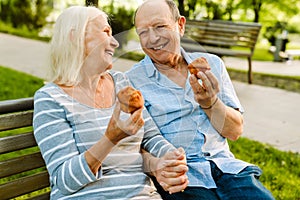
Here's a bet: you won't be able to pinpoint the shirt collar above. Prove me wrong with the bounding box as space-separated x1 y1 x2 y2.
144 47 192 78
144 55 159 78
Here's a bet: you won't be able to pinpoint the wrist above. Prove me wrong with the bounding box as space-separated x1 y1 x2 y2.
200 97 218 110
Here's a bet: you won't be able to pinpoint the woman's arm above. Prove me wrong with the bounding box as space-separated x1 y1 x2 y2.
33 91 99 195
140 109 188 193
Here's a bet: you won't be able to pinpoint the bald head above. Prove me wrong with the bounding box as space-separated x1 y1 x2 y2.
134 0 180 25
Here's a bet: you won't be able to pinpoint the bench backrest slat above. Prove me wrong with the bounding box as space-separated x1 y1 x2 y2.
27 192 51 200
0 152 46 178
0 97 33 114
184 19 261 52
0 172 49 199
0 111 33 131
0 97 50 199
0 131 36 154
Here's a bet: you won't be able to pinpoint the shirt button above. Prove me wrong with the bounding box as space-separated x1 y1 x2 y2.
203 152 210 156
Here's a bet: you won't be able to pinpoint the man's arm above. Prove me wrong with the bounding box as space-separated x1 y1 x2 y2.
189 71 243 141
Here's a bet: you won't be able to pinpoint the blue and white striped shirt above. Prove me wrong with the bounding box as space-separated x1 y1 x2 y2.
125 49 252 188
33 71 175 199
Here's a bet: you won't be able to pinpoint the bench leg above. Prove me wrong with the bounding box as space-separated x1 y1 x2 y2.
247 57 252 84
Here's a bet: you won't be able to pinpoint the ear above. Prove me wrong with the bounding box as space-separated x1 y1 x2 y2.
177 16 186 37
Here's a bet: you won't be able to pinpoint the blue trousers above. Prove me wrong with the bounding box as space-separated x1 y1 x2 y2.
153 161 275 200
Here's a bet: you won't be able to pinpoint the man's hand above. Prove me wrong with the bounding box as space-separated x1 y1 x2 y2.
189 70 220 108
153 147 189 194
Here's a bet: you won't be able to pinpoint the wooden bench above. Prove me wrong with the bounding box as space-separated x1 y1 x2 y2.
181 19 262 84
0 97 50 200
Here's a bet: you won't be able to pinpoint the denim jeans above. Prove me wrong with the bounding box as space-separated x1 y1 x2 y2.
152 161 275 200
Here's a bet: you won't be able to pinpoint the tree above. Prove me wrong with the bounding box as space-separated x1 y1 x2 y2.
237 0 299 23
86 0 98 7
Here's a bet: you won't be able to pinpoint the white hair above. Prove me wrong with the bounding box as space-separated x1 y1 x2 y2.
49 6 107 86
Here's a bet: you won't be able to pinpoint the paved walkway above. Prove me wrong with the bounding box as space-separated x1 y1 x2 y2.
1 33 300 153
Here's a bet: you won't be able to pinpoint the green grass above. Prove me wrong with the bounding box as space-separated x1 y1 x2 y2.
0 21 50 42
229 137 300 199
0 66 44 100
252 46 274 61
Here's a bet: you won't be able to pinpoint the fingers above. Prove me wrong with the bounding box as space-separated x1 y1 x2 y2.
128 107 144 133
189 74 206 94
119 106 144 135
163 148 185 161
167 179 189 194
112 101 121 120
198 70 219 94
161 164 188 176
159 175 189 194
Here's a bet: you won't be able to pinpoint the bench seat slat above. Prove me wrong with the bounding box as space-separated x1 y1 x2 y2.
0 171 49 200
0 152 46 178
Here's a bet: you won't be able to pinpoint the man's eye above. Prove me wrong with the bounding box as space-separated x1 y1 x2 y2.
138 29 147 36
156 25 166 29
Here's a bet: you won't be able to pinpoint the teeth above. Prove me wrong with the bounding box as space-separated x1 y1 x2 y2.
154 45 163 50
106 51 113 56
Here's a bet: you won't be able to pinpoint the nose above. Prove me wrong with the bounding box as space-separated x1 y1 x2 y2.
111 36 119 48
148 28 160 44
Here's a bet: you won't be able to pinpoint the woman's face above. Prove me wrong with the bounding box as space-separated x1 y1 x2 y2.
84 14 119 74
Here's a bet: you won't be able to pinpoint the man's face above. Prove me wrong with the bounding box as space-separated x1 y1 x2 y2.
135 1 185 66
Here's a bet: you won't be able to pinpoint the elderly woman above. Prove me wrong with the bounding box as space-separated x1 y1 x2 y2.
33 6 187 199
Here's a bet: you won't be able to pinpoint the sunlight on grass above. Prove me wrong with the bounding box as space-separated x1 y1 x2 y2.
0 66 44 100
229 137 300 199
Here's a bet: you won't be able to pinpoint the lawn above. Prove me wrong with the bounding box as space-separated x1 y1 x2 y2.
0 65 300 199
0 66 44 100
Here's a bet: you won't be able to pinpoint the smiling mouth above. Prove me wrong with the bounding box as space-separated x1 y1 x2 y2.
105 50 114 56
152 44 166 50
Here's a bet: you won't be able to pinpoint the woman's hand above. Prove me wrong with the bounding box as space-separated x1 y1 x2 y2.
105 101 145 144
153 147 189 194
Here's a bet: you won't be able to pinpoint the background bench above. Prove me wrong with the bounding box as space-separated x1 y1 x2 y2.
0 97 50 200
181 19 261 84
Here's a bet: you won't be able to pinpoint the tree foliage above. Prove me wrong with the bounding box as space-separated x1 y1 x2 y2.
175 0 300 24
0 0 51 31
85 0 98 7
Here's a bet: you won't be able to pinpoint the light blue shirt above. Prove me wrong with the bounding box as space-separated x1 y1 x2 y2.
126 49 251 188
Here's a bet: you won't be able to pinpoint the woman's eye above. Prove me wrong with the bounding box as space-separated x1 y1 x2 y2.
104 28 111 35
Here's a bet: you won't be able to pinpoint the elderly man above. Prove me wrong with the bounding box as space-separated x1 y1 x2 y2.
126 0 275 199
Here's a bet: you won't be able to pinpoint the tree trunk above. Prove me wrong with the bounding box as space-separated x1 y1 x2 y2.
253 0 262 22
177 0 186 17
86 0 99 7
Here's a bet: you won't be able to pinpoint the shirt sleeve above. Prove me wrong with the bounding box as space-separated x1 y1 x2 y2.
204 53 244 113
33 91 100 195
140 108 176 157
